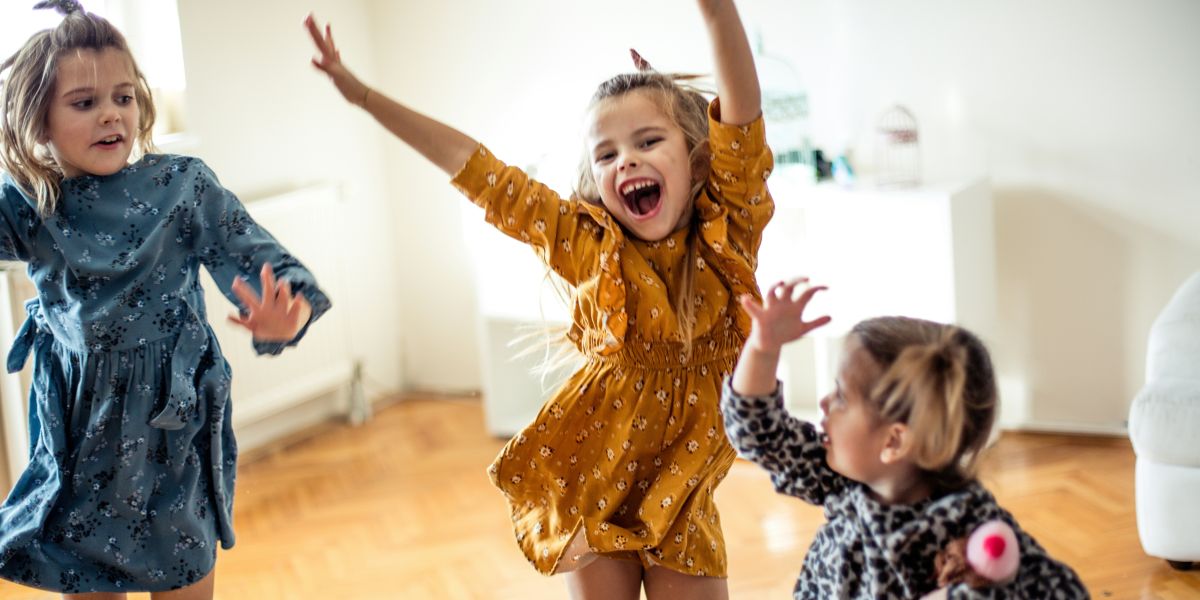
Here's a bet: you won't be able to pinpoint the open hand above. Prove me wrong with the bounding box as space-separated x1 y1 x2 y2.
229 263 313 342
740 278 831 353
305 13 370 106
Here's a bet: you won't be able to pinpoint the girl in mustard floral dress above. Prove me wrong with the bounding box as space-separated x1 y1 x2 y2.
307 2 769 597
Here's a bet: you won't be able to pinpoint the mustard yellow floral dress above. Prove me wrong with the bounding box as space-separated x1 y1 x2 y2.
451 100 773 577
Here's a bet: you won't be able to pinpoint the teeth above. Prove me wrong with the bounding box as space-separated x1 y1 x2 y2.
620 180 657 196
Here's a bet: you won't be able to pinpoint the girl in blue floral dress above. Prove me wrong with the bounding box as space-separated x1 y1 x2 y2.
0 2 330 597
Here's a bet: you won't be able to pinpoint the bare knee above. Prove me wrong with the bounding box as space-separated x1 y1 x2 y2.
643 565 728 600
565 556 644 600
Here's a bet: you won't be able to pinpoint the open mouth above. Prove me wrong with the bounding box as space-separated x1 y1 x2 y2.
618 178 662 218
94 134 124 147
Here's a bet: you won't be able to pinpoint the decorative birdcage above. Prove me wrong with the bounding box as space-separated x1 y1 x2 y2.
755 35 812 168
874 105 920 188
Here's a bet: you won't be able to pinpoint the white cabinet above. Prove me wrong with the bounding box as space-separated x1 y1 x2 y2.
758 172 996 415
464 208 576 438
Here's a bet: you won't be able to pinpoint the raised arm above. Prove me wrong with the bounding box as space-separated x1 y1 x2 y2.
305 14 476 176
731 279 830 396
697 0 760 125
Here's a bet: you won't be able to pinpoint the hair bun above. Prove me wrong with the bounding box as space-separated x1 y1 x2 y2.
33 0 83 16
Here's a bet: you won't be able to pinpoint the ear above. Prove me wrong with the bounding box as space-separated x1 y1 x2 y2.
879 422 912 465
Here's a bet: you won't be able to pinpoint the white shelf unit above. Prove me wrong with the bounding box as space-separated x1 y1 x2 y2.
758 172 997 416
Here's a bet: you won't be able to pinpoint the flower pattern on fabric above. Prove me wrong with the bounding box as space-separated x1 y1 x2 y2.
0 155 330 593
720 379 1089 599
453 100 773 577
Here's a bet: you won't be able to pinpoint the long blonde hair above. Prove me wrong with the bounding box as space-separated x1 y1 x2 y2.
573 70 713 355
0 1 156 216
851 316 998 491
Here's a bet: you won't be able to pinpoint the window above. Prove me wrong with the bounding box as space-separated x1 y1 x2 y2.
0 0 188 140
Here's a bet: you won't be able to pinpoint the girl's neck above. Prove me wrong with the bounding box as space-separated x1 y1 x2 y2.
865 466 933 506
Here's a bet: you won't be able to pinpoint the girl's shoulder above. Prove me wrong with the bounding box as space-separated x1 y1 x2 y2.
137 153 213 178
0 172 38 217
122 153 226 195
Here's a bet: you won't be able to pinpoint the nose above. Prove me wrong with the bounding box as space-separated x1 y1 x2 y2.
818 393 830 415
99 102 121 125
618 155 638 171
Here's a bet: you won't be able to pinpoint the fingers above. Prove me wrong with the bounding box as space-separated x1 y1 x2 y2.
799 315 833 336
305 14 328 54
305 14 340 67
796 284 827 308
231 276 261 312
764 277 813 307
738 293 763 320
260 263 277 302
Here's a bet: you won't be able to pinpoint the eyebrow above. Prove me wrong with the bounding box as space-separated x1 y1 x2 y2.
60 82 136 97
590 126 670 153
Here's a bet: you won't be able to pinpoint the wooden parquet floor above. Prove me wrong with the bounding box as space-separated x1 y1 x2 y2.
1 394 1198 599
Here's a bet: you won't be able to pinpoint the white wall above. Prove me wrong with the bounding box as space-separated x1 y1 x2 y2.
363 0 1199 430
175 0 404 396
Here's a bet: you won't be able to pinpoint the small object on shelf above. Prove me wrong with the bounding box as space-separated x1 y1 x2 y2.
812 149 833 181
832 155 855 186
755 32 813 171
874 105 920 188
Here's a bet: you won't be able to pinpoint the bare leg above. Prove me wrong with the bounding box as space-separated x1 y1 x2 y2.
565 556 643 600
644 565 728 600
150 569 215 600
64 593 125 600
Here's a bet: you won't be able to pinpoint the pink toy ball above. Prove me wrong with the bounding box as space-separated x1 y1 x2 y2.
967 520 1020 583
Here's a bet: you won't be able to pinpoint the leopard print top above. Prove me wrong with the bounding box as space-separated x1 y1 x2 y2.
721 379 1090 599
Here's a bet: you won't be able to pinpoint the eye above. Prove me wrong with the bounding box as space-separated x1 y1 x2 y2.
594 151 616 164
71 98 94 109
638 137 663 149
116 95 135 105
832 388 847 407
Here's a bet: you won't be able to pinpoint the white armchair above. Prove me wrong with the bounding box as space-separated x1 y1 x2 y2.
1129 271 1200 570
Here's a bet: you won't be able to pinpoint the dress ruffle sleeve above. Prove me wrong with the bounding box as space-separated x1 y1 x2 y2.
696 99 775 335
450 144 629 354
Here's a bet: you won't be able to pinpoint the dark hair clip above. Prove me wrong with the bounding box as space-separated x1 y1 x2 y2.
33 0 83 16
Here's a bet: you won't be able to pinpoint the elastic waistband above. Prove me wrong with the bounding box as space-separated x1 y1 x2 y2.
583 331 743 369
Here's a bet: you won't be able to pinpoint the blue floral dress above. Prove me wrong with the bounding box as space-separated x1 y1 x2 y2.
0 154 330 593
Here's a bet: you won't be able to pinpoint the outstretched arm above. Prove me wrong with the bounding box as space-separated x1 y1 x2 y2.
306 14 476 176
697 0 761 125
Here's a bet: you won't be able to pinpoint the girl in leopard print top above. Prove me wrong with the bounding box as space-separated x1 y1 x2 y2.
720 280 1088 599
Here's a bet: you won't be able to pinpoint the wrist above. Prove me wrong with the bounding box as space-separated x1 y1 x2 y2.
357 84 371 108
746 339 783 358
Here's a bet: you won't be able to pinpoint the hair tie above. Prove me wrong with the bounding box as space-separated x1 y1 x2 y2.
629 48 653 72
33 0 83 16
